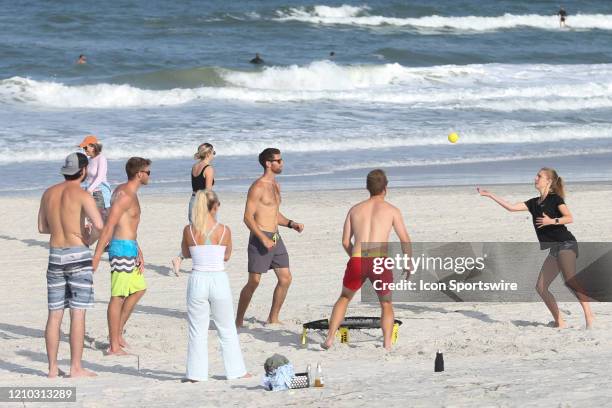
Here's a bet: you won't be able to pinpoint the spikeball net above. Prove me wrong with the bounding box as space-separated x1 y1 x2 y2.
301 316 403 346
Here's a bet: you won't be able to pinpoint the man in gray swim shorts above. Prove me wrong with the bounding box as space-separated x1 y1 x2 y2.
247 231 290 273
236 148 304 327
38 152 103 378
47 247 95 310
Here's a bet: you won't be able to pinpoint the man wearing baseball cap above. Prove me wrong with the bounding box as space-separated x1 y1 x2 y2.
38 152 104 377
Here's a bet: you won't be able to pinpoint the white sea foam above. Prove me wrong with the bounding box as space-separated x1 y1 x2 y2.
274 6 612 32
276 5 368 20
0 123 610 164
220 61 418 90
3 63 612 112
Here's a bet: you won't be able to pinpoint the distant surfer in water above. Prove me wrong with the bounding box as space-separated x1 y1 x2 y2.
250 53 264 65
557 6 567 28
77 54 87 64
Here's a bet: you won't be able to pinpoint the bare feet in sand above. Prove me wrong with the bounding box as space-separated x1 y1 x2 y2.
171 256 181 276
105 347 129 356
68 367 97 378
265 319 284 326
236 318 252 329
548 320 567 328
119 335 130 349
239 373 253 379
586 316 594 329
48 368 67 378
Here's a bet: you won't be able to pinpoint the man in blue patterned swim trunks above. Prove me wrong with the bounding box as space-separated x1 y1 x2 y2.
38 152 104 378
94 157 151 355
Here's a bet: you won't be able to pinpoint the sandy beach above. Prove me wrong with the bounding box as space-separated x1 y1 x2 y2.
0 182 611 407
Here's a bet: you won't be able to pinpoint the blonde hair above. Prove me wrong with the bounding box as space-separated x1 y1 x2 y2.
540 167 566 199
194 143 214 160
191 189 220 234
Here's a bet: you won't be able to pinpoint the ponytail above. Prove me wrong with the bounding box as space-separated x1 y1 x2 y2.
540 167 566 199
191 189 219 234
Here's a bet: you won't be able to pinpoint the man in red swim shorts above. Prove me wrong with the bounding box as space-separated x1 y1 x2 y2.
322 169 412 350
342 257 394 296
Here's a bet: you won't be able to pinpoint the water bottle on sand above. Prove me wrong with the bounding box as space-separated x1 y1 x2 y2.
307 363 313 387
314 362 324 387
435 350 444 372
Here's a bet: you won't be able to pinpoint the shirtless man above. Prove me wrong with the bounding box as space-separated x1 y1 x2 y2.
38 152 103 377
93 157 151 355
322 169 411 350
235 148 304 327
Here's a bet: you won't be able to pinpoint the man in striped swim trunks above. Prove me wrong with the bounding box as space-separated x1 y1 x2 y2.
94 157 151 355
38 152 104 377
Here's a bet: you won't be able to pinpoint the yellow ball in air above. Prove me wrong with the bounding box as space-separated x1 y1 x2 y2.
448 132 459 143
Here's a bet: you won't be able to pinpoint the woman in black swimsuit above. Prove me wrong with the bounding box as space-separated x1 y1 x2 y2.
478 167 593 328
172 143 216 275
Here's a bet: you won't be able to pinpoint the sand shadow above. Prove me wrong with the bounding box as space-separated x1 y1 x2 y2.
0 234 48 249
453 309 500 324
16 350 182 381
511 320 549 328
143 262 175 277
230 385 267 391
0 322 113 353
239 325 305 349
94 301 187 320
209 375 245 381
393 304 500 323
393 303 454 315
0 358 47 377
83 334 111 352
0 322 46 340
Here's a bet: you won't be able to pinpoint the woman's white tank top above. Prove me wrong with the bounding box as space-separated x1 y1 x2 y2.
188 223 226 272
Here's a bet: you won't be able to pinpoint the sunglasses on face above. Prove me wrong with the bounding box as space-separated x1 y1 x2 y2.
140 170 151 176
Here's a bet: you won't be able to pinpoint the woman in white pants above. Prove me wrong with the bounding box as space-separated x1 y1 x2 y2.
181 189 249 381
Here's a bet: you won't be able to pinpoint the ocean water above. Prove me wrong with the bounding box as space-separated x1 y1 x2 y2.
2 0 612 193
